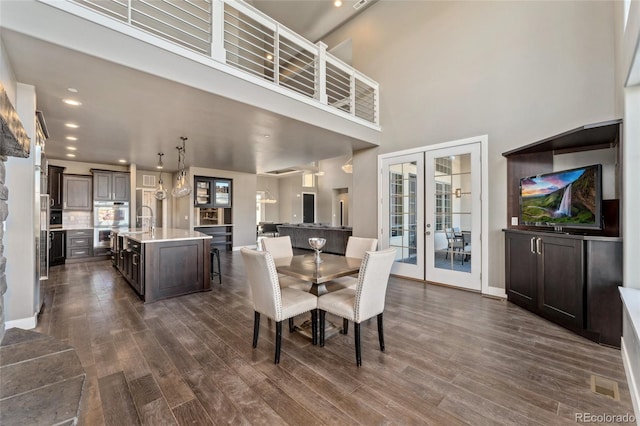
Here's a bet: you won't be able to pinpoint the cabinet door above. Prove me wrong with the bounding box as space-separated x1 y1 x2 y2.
63 175 92 210
131 251 144 295
213 179 232 208
48 166 64 209
194 177 213 207
505 232 538 310
49 231 65 265
93 172 112 201
112 173 130 202
538 236 584 328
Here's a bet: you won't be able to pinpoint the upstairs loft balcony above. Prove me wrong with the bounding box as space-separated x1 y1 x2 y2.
48 0 380 129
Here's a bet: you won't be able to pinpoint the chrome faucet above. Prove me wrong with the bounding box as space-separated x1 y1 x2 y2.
137 205 155 234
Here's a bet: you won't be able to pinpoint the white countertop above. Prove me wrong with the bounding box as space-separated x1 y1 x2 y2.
114 228 212 243
194 224 234 227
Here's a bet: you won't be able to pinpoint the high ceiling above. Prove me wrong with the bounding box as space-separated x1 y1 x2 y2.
249 0 376 43
0 0 378 173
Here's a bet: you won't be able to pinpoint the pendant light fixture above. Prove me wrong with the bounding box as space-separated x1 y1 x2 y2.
172 136 192 198
154 152 168 200
257 189 277 204
341 157 353 174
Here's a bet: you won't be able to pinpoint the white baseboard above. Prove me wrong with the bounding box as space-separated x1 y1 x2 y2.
621 338 640 420
6 313 38 330
482 286 506 299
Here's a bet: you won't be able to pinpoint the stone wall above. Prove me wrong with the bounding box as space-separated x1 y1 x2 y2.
0 155 7 343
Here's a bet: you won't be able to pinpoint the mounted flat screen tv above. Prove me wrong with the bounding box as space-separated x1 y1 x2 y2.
519 164 602 230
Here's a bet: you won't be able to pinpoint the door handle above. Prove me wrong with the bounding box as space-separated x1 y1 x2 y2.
530 237 536 254
536 237 542 255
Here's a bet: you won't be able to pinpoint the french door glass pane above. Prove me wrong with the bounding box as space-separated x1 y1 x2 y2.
389 161 417 264
434 154 472 273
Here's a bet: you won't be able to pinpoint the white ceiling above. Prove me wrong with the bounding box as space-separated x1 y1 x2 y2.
0 0 378 174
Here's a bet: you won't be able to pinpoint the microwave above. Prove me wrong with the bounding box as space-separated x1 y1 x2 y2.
50 210 63 229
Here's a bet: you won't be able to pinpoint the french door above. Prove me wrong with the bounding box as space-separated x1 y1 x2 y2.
425 143 481 291
380 153 424 279
380 141 482 291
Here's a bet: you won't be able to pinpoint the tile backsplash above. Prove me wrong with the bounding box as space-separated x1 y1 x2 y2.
63 211 92 229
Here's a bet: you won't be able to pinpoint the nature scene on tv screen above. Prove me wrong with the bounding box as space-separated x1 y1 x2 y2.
520 166 597 225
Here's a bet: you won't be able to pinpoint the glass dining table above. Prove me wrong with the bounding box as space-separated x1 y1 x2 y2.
273 252 362 339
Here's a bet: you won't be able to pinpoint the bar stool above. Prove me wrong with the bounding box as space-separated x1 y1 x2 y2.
210 247 222 284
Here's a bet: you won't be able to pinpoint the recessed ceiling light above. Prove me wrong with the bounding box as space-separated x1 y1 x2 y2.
66 146 77 151
66 136 78 141
334 0 343 7
264 134 270 138
266 54 273 60
118 159 127 163
63 99 82 106
67 88 78 93
65 123 79 128
66 153 76 158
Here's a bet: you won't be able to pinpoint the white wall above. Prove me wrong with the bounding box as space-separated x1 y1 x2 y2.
275 156 353 225
48 159 128 174
4 83 38 327
256 175 280 222
324 1 617 289
317 156 353 226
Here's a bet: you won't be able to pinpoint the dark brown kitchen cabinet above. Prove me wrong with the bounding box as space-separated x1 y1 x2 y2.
506 232 583 328
93 170 130 202
49 230 65 266
193 176 232 208
48 165 64 210
504 229 622 347
194 176 213 207
120 238 143 296
63 175 92 210
114 234 210 303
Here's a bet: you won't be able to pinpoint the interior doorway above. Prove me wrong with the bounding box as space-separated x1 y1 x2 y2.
333 188 349 226
302 192 316 223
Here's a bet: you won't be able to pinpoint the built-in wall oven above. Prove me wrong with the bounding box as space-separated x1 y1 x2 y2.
94 201 129 254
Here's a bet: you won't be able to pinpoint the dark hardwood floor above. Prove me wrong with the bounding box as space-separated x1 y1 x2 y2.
34 252 634 425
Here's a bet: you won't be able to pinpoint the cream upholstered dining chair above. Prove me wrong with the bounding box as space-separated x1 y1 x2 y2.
325 237 378 292
261 236 312 292
260 235 293 257
318 247 396 366
261 236 312 332
241 248 318 364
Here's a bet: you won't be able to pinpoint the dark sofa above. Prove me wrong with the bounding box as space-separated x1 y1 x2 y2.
276 224 353 255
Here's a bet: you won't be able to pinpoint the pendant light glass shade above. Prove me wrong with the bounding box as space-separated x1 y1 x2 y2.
341 157 353 174
257 190 277 204
171 137 192 198
154 153 168 200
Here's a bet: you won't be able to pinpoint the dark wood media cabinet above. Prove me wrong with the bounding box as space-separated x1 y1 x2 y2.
504 229 622 347
502 119 623 347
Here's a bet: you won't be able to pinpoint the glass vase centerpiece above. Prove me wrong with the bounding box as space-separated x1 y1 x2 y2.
308 237 326 264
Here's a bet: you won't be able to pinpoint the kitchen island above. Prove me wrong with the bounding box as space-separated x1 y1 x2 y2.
113 228 211 303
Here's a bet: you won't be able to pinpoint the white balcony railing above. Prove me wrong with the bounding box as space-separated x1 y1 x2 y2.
70 0 379 126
